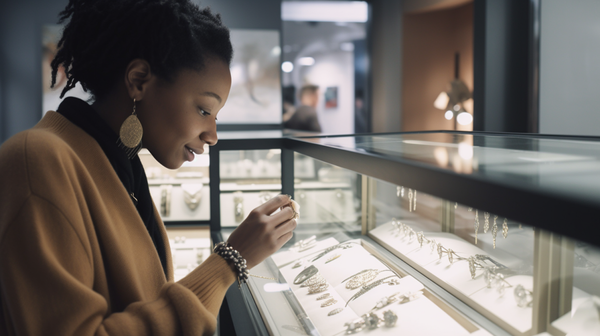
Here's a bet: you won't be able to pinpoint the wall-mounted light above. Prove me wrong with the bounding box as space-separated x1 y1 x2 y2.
457 112 473 125
433 53 472 128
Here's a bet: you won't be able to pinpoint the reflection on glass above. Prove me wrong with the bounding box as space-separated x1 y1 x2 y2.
293 153 360 231
551 241 600 335
220 150 282 227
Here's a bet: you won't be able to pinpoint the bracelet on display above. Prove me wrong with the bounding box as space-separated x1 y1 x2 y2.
213 242 249 287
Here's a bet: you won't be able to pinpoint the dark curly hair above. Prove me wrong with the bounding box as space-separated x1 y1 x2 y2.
51 0 233 100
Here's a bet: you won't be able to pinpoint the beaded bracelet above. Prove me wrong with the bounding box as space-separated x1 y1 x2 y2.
214 242 249 287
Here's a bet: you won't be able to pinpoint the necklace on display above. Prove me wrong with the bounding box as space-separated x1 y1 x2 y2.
346 275 402 306
341 269 393 290
181 183 203 210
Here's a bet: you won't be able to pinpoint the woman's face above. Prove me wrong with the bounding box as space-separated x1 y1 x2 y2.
138 58 231 169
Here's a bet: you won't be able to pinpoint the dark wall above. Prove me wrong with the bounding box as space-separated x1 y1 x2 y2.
473 0 531 132
0 0 281 142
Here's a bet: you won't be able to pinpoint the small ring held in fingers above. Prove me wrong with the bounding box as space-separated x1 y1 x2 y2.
290 208 299 220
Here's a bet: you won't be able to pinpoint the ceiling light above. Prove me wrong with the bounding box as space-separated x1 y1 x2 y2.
298 57 315 66
281 61 294 73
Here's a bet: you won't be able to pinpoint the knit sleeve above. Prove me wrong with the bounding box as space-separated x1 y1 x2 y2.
0 195 236 336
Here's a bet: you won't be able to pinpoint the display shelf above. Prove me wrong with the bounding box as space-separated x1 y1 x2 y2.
207 131 600 336
248 235 489 336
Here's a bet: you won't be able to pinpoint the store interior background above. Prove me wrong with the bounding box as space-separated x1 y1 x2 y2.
1 0 600 142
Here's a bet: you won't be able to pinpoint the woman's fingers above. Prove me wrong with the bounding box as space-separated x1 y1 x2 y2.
278 231 294 244
270 206 296 228
254 194 291 216
274 218 297 240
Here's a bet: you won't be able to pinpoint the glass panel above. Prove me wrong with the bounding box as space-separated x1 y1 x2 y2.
293 153 361 233
368 179 535 335
220 149 282 227
140 148 210 222
244 157 488 336
551 240 600 335
299 133 600 200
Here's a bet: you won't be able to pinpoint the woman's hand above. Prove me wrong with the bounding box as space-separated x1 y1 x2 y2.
227 194 297 269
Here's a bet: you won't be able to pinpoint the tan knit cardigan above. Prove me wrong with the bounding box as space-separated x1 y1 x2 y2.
0 112 236 335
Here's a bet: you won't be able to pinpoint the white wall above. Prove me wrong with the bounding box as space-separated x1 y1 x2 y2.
539 0 600 136
299 51 355 134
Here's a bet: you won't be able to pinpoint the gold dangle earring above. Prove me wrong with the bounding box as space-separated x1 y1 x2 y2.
117 98 144 159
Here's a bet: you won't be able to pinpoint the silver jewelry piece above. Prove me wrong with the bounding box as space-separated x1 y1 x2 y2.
347 275 401 306
321 298 337 307
293 236 317 252
181 183 202 210
160 185 172 217
413 190 417 211
311 243 355 262
325 253 341 264
328 308 344 316
233 191 244 222
492 215 498 249
307 283 329 294
362 312 380 329
316 293 331 300
483 212 490 233
300 273 325 288
341 269 391 290
502 218 508 239
514 284 533 307
383 310 398 327
474 209 480 244
293 265 318 285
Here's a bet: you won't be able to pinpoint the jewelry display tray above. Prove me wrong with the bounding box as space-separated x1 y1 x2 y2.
185 131 600 336
246 232 489 336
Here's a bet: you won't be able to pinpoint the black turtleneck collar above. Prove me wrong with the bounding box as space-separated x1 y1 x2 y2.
57 97 167 278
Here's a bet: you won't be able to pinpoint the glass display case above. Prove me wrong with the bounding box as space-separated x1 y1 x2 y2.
211 131 600 336
140 147 211 223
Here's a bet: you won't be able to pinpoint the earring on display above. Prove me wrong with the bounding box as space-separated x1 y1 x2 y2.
492 215 498 249
503 218 509 239
408 189 413 212
160 185 172 217
182 184 203 211
117 98 144 159
233 191 244 222
483 212 490 233
474 209 480 244
413 190 417 211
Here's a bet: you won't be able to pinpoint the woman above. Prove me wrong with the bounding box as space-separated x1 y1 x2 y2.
0 0 297 335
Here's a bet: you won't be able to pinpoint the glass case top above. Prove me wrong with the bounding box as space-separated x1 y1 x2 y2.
299 132 600 202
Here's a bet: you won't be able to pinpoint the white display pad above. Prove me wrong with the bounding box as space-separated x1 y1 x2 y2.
371 220 536 332
271 237 341 267
149 185 210 221
469 275 533 333
274 240 474 336
552 289 600 336
166 228 211 282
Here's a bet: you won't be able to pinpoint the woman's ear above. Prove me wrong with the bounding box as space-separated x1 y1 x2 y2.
124 59 153 100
